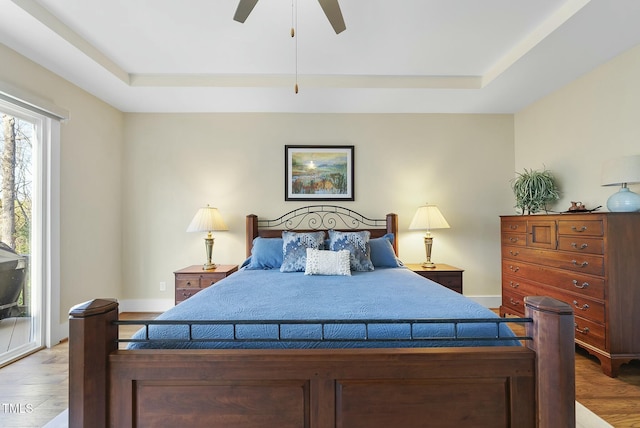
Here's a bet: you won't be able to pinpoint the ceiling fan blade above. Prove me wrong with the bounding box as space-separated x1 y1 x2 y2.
233 0 259 23
317 0 346 34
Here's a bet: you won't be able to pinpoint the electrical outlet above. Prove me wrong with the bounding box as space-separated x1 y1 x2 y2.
159 281 166 291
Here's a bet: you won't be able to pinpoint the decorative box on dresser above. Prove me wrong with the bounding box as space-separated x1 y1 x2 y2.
174 264 238 305
499 213 640 377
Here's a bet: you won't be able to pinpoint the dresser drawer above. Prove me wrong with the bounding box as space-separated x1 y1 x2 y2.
501 260 605 300
502 274 540 297
502 247 604 276
501 233 526 247
557 236 604 255
501 288 526 317
175 274 205 289
558 220 603 237
541 291 605 323
574 316 606 350
501 220 526 233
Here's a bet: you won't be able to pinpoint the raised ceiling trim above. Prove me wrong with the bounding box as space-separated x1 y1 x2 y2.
129 74 483 89
11 0 130 84
11 0 588 91
482 0 591 86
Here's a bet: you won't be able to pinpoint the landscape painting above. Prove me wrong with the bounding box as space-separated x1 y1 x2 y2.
285 145 354 201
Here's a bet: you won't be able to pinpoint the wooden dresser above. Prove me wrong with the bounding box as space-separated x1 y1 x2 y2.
500 213 640 377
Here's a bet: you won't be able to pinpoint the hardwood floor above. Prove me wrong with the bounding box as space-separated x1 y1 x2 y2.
0 313 638 427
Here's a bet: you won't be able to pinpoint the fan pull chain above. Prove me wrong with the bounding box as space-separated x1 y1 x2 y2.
292 0 298 93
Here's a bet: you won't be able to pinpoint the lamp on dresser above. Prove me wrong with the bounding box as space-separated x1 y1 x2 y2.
409 204 450 268
187 205 228 270
601 154 640 212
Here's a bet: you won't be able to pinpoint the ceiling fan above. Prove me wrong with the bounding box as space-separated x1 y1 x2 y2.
233 0 346 34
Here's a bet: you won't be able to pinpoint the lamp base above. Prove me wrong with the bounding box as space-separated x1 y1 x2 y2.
421 261 436 269
607 186 640 212
202 262 217 270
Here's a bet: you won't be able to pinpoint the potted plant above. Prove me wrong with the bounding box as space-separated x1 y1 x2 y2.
511 168 560 215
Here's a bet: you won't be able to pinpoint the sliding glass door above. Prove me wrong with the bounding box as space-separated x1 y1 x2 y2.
0 104 43 365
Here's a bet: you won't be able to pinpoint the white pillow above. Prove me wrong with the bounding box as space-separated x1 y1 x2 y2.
304 249 351 276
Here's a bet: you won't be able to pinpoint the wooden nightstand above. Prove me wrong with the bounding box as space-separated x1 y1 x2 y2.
405 263 464 294
174 264 238 305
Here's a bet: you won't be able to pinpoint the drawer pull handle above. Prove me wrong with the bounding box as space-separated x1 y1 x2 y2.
570 242 588 250
571 260 589 268
509 298 520 306
182 291 193 298
509 237 519 243
509 281 519 288
571 226 587 232
509 265 520 272
575 324 590 335
186 281 191 286
572 280 589 289
509 250 519 256
509 225 519 230
573 300 590 311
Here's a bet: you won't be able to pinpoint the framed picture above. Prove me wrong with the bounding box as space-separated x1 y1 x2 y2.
285 145 354 201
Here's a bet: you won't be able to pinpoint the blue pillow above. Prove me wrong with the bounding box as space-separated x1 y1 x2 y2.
328 230 374 272
370 233 403 268
245 237 283 270
280 231 326 272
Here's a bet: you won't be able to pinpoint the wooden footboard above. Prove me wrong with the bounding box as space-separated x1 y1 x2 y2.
69 296 574 428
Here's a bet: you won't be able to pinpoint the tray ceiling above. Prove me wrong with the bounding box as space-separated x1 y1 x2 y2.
2 0 640 113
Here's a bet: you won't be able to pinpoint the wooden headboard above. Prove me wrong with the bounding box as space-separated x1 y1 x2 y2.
246 205 398 258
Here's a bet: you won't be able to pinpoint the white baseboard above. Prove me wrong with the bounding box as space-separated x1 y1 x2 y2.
118 299 174 313
465 295 501 309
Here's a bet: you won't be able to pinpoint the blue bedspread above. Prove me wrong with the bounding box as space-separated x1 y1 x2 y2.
128 267 517 349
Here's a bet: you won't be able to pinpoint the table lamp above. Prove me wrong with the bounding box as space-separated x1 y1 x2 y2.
187 205 228 270
601 155 640 212
409 204 450 268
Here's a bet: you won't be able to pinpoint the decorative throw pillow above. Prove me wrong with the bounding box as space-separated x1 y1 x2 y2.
328 230 374 271
304 249 351 276
280 231 325 272
245 237 283 269
369 233 403 268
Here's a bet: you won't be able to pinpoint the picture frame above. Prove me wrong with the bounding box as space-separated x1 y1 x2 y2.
285 145 354 201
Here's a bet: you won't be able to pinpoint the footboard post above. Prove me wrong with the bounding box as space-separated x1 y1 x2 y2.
68 299 119 428
525 296 575 428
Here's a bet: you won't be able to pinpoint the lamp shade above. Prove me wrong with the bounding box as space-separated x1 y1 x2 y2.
409 204 450 231
186 205 228 233
601 155 640 186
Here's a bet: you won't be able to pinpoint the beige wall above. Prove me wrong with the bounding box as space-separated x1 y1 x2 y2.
0 44 124 325
122 113 515 307
514 44 640 211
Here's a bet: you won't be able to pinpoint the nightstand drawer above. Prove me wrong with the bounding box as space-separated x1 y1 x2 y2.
175 274 205 289
175 287 204 302
434 274 462 293
405 264 464 294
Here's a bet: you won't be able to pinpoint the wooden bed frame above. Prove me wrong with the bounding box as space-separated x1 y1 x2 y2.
69 206 575 427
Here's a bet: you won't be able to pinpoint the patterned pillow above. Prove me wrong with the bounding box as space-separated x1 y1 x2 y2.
328 230 374 272
280 231 326 272
304 249 351 276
